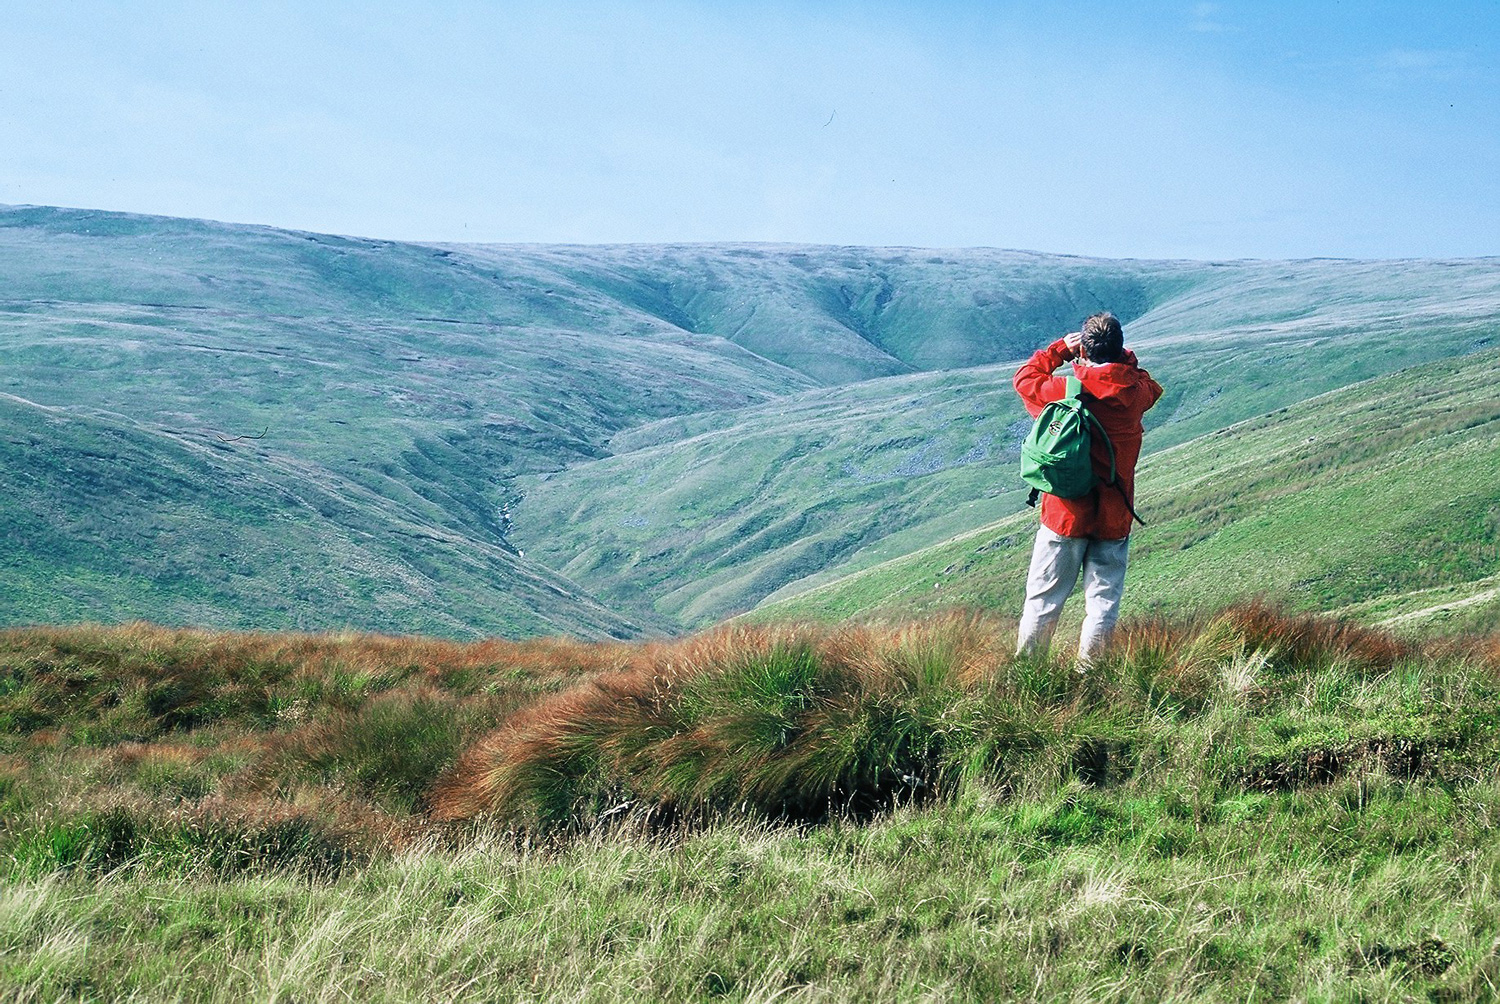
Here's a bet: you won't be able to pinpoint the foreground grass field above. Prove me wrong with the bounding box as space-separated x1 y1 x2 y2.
3 609 1499 1000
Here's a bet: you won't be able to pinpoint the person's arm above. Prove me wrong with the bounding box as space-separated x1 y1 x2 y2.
1119 348 1163 410
1134 364 1163 410
1013 335 1078 417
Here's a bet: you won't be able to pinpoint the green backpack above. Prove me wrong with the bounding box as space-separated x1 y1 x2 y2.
1019 376 1144 525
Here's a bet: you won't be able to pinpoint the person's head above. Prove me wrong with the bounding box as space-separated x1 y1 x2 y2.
1080 312 1124 363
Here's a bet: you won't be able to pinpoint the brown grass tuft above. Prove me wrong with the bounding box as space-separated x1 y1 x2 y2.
1214 600 1414 669
431 614 1032 824
8 608 1497 845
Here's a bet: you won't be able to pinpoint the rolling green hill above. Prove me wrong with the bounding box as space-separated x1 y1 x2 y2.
749 348 1500 635
492 243 1189 381
510 364 1033 627
513 259 1500 630
0 393 646 638
3 202 1497 636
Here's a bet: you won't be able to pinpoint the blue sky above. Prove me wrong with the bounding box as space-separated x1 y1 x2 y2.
2 1 1496 257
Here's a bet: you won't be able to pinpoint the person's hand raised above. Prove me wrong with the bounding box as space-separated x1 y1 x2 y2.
1063 331 1083 357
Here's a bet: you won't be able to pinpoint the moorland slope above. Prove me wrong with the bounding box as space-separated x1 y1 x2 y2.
515 263 1500 628
0 394 643 637
752 348 1500 635
3 203 1496 635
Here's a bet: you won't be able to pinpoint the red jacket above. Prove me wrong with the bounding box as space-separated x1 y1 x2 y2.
1013 338 1162 540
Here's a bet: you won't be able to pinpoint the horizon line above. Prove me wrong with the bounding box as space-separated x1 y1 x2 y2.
5 201 1497 265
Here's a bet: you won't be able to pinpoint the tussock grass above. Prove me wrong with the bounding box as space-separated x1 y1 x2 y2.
0 622 634 868
3 608 1500 1000
433 614 1054 825
433 604 1500 829
5 607 1498 850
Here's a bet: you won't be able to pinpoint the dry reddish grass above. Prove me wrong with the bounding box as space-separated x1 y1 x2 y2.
428 622 815 821
1216 600 1416 669
0 623 644 853
7 606 1496 840
429 605 1492 825
430 613 1024 823
2 620 636 690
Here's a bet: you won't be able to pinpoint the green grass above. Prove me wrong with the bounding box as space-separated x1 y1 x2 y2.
2 610 1500 1001
5 790 1500 1002
752 347 1500 631
0 395 647 639
0 622 636 870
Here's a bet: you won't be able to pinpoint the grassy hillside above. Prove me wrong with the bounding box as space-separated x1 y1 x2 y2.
5 203 1497 636
0 394 646 638
492 242 1193 382
0 206 819 634
751 348 1500 634
515 271 1500 631
511 364 1034 628
0 206 814 534
4 611 1500 1000
1125 256 1500 449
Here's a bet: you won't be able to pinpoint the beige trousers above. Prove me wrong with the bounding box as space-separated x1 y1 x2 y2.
1015 526 1130 661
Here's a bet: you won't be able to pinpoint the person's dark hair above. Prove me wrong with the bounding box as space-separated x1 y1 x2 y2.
1080 312 1124 363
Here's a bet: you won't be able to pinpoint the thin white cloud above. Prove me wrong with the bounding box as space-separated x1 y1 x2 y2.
1369 48 1473 87
1381 48 1467 70
1188 2 1232 34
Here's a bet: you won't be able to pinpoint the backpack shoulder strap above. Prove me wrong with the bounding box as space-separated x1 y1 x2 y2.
1082 415 1147 527
1110 480 1147 527
1065 375 1083 400
1083 411 1118 484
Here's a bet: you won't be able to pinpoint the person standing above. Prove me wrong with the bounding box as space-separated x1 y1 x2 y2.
1012 312 1162 661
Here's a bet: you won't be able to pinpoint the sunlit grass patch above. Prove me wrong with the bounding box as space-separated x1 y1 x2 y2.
4 785 1497 1002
